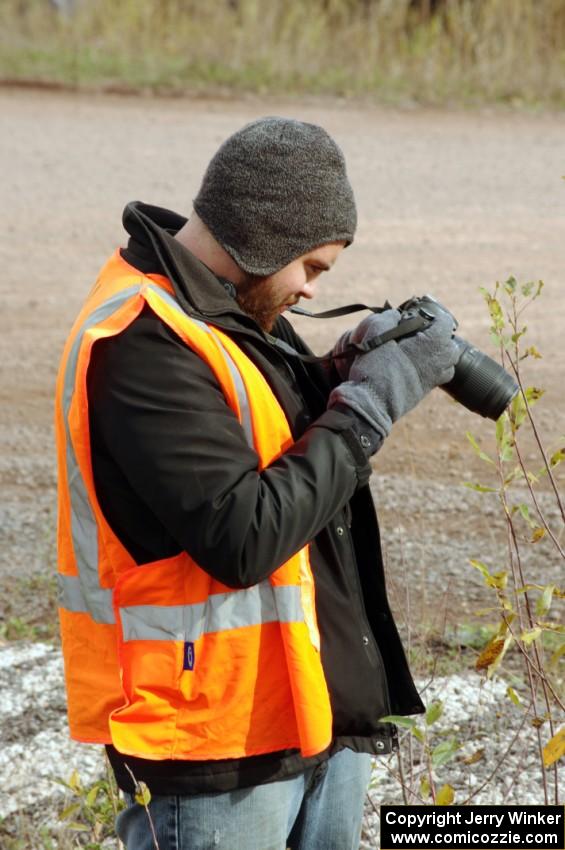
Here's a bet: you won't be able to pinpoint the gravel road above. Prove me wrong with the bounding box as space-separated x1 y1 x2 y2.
1 89 563 839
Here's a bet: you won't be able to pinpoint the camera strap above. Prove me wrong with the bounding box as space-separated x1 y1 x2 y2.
289 303 390 320
268 303 431 364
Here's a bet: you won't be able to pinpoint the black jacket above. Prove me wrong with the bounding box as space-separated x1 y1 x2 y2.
87 202 424 795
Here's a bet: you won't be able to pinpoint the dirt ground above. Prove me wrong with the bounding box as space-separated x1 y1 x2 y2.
1 88 564 631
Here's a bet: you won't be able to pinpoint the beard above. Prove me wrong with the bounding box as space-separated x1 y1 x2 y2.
235 274 286 332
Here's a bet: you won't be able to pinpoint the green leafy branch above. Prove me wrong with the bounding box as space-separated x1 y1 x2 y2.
381 702 460 805
465 277 564 803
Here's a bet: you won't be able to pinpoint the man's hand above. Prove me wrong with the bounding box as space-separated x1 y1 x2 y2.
328 307 460 449
329 308 403 382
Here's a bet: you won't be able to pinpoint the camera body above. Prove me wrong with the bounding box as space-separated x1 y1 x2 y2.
398 295 519 421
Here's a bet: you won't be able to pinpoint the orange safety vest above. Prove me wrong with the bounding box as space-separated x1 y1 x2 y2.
55 251 333 761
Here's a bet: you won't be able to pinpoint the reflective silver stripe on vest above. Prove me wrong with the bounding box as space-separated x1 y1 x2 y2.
147 285 254 447
58 571 114 618
119 582 303 643
59 282 256 623
60 285 143 624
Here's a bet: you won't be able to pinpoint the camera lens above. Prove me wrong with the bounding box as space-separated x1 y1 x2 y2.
443 337 519 420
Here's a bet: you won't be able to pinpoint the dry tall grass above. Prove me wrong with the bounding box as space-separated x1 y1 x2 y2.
1 0 564 105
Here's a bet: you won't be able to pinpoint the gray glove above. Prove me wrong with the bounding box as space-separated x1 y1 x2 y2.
329 309 404 383
328 305 460 441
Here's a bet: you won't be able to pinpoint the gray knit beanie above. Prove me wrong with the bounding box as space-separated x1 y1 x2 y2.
193 116 357 276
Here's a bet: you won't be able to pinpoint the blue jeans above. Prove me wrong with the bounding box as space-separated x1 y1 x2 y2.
116 748 372 850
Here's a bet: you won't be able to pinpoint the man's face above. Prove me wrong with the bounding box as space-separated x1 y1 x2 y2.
235 241 346 332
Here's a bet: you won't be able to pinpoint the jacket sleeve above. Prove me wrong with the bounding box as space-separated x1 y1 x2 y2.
87 308 371 588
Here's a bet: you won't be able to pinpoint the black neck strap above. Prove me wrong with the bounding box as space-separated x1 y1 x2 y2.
288 302 391 320
268 302 430 364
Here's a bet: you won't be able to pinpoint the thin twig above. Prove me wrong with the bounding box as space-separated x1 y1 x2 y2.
124 764 161 850
461 703 530 804
505 322 565 524
426 746 436 804
509 303 562 804
379 754 428 806
500 614 565 711
497 299 564 803
501 496 565 710
396 743 410 805
104 753 125 850
510 434 565 559
499 468 563 783
500 490 550 804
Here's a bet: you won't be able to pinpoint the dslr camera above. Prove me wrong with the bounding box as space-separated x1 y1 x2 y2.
398 295 518 421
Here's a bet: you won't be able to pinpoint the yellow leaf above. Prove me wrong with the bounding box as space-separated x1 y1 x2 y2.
531 528 546 543
521 627 542 644
516 583 541 594
525 386 545 404
134 781 152 807
436 784 455 805
59 802 80 821
476 638 506 671
463 482 498 493
412 726 425 743
538 622 565 634
425 701 443 726
536 585 555 617
85 785 99 807
469 560 507 590
466 432 495 465
67 822 90 833
506 687 521 707
68 770 81 793
496 615 515 635
491 571 508 590
462 748 485 765
543 727 565 768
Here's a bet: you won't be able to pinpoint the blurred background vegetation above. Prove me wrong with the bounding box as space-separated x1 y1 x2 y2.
1 0 564 107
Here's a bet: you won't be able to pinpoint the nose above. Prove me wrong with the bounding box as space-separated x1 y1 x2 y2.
300 281 316 300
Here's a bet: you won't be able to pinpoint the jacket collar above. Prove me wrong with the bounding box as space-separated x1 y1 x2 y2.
122 201 260 333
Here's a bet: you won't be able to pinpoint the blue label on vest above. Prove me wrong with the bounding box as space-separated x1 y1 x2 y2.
183 641 195 671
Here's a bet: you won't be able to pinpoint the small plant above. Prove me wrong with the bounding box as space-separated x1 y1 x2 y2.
380 699 462 805
464 277 564 803
0 616 41 641
0 573 59 643
0 820 57 850
371 278 563 817
54 761 124 847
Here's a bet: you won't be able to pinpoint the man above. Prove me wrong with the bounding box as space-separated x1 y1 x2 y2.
55 117 459 849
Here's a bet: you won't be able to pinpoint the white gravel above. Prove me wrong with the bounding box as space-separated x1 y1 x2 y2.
362 673 563 848
0 642 103 820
